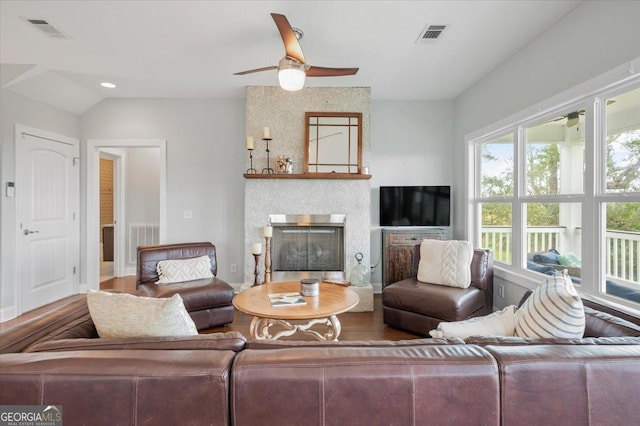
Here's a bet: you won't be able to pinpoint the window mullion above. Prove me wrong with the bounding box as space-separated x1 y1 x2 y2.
580 98 602 297
512 126 526 268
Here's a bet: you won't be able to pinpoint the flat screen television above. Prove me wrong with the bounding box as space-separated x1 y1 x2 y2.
380 186 450 227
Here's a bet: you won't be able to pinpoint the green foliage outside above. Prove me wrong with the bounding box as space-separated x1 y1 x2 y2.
481 128 639 270
481 130 640 231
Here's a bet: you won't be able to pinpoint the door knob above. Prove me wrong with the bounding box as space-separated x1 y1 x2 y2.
23 229 39 236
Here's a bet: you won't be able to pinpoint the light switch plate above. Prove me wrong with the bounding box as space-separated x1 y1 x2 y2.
6 182 15 198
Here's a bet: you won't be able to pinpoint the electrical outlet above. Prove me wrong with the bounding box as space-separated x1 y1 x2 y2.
498 284 505 298
183 210 192 219
230 263 237 273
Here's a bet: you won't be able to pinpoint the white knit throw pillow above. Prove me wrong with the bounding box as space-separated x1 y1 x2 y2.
417 240 473 288
429 305 517 339
156 255 213 284
515 271 585 338
87 290 198 338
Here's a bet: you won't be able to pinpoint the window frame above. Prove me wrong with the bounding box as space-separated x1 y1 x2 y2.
466 63 640 311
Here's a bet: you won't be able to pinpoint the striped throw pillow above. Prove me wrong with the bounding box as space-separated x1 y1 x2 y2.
515 271 585 338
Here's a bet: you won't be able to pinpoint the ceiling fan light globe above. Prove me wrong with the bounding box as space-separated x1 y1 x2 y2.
278 68 306 91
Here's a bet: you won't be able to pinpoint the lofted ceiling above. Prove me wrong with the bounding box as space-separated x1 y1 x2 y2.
0 1 582 114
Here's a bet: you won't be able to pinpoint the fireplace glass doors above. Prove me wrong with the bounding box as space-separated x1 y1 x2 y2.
269 214 345 281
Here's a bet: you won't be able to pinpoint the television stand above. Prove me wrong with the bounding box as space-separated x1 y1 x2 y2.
381 228 447 288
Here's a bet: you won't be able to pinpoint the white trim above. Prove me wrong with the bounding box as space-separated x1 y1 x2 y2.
85 139 167 289
0 306 17 323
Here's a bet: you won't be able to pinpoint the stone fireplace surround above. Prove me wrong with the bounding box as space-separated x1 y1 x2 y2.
244 179 370 284
243 86 372 286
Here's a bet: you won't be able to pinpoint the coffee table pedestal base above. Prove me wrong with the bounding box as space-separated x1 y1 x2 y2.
250 315 342 341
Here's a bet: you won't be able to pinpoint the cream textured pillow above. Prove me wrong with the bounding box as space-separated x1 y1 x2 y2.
87 290 198 338
514 271 585 338
417 240 473 288
429 305 517 339
156 255 213 284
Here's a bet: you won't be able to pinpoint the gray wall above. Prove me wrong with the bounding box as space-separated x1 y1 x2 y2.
453 0 640 308
122 146 161 268
369 100 455 284
81 98 246 284
0 89 80 320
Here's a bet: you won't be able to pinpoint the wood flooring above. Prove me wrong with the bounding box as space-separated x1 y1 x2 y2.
2 276 421 341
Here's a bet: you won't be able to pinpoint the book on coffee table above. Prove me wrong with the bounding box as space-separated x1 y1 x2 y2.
268 292 307 307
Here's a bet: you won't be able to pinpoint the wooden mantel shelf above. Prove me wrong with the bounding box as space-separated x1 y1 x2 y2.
243 173 372 180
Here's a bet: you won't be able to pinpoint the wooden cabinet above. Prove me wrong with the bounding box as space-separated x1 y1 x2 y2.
382 228 447 287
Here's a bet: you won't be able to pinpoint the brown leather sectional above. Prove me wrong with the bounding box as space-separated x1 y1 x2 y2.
1 295 639 425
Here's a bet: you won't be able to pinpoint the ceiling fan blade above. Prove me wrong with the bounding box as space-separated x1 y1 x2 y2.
233 66 278 76
271 13 305 64
306 66 359 77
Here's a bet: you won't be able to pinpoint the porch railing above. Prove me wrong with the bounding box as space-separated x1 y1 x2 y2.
481 227 640 287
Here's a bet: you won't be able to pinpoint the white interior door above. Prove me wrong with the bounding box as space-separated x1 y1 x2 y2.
16 125 79 312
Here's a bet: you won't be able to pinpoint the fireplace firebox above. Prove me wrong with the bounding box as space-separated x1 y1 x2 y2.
269 214 345 282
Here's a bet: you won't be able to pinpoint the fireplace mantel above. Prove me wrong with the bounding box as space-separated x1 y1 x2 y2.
244 173 371 180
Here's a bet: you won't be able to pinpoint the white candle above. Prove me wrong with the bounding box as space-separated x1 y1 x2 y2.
263 127 270 139
252 243 262 255
246 136 254 150
263 226 273 238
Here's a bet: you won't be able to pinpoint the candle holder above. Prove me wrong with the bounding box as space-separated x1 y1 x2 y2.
252 253 262 287
261 138 274 174
246 148 256 174
264 236 271 283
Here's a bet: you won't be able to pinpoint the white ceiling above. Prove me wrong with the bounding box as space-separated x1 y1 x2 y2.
0 1 582 114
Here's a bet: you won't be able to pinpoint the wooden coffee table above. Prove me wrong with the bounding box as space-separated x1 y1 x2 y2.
232 281 359 341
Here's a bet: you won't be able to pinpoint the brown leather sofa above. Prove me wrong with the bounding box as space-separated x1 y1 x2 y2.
1 295 639 425
383 247 494 335
136 242 235 329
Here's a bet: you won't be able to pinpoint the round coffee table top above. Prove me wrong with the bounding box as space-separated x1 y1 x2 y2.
233 281 359 320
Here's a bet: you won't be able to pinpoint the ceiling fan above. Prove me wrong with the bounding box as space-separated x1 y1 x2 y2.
233 13 359 91
554 110 584 128
553 100 616 128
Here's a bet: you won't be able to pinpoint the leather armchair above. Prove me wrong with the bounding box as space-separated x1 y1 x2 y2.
383 247 494 336
136 242 234 330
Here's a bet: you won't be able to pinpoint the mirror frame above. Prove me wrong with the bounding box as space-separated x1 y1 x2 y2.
304 112 363 174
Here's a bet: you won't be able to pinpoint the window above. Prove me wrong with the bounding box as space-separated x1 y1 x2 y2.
470 82 640 309
481 202 512 264
601 87 640 303
525 115 585 196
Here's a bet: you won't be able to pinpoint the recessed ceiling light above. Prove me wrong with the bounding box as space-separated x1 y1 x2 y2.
100 82 116 88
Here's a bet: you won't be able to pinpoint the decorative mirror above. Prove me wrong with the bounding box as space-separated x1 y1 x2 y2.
305 112 362 174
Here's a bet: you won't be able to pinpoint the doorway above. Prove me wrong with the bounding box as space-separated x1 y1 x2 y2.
98 148 126 281
86 139 166 291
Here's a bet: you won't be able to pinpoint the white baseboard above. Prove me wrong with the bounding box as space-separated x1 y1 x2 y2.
0 305 17 323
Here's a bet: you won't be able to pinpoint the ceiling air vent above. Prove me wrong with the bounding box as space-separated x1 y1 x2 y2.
23 17 71 40
416 24 448 43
